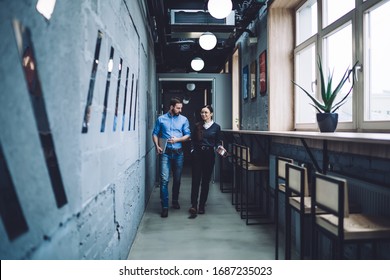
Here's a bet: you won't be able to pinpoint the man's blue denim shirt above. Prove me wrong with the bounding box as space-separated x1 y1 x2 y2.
152 112 190 149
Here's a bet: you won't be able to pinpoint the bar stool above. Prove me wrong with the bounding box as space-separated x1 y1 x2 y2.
285 163 311 259
231 143 241 207
236 144 269 225
274 156 294 259
219 141 232 193
311 173 390 259
231 144 251 211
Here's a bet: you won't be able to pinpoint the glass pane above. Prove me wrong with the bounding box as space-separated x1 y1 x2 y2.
323 0 354 27
296 0 317 45
364 0 390 121
323 23 353 122
295 44 316 124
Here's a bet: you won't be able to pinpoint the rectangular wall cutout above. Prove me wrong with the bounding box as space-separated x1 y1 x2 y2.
82 31 103 133
100 47 115 132
13 20 67 208
0 143 29 241
113 58 123 131
133 78 139 130
128 73 135 131
121 67 130 131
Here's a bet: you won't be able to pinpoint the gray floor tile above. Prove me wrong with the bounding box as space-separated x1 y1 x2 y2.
127 169 276 260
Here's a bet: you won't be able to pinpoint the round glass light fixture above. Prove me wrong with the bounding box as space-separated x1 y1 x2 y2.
186 83 196 91
183 95 191 104
199 32 217 50
191 57 204 71
208 0 232 19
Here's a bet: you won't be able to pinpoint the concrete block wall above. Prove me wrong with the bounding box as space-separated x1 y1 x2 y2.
0 0 157 259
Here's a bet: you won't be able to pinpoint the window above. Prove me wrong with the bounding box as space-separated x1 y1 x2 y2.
363 0 390 122
322 0 354 27
294 0 390 131
295 44 316 124
296 0 317 45
323 23 353 122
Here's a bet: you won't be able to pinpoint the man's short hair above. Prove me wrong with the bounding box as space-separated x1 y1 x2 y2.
170 97 182 107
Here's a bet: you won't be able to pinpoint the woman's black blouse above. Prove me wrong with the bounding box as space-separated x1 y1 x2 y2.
191 122 222 150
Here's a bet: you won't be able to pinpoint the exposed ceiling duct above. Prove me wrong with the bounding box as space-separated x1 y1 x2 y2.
146 0 267 73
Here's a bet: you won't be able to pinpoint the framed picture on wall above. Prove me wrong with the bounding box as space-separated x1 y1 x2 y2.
250 60 257 99
259 50 267 96
243 65 248 99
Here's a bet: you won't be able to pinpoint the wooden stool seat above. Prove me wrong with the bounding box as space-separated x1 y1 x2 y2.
278 183 286 193
238 161 269 171
289 196 313 214
312 173 390 259
316 213 390 240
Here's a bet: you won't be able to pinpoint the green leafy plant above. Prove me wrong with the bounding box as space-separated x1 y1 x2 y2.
293 56 359 113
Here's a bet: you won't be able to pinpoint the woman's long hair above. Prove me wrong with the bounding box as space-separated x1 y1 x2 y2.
195 105 214 141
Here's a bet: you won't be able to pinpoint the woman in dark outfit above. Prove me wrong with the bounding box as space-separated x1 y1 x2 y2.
189 105 225 215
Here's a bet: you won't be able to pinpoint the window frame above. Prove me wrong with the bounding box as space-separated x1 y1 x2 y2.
360 0 390 130
294 0 390 132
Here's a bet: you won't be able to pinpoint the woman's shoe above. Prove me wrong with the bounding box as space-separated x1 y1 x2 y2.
172 201 180 209
189 207 197 215
198 206 205 214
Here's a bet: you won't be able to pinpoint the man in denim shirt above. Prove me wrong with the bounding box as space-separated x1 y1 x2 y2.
152 97 190 218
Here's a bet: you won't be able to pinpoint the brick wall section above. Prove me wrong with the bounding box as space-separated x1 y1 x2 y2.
271 142 390 186
270 141 390 259
236 7 269 131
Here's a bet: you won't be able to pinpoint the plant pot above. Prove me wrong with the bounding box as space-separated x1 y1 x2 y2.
316 113 338 132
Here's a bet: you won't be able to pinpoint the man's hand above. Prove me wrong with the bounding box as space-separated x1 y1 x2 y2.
168 137 177 144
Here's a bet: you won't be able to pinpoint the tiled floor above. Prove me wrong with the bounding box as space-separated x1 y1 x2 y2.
127 168 276 260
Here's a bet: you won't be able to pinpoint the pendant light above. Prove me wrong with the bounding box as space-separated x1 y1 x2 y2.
199 32 217 50
191 57 204 71
208 0 232 19
186 83 196 91
36 0 57 20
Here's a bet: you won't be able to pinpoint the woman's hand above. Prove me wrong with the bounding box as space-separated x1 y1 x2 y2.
216 146 227 157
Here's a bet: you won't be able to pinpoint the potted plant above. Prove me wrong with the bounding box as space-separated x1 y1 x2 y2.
293 56 358 132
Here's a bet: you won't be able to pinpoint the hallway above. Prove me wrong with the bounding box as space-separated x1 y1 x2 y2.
128 168 275 260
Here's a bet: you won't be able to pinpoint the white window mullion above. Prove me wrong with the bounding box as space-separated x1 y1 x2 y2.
355 0 365 131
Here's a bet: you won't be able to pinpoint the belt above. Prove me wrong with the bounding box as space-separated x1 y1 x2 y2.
197 145 213 151
165 148 183 154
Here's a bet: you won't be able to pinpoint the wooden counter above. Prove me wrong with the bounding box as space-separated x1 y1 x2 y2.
221 130 390 174
222 130 390 145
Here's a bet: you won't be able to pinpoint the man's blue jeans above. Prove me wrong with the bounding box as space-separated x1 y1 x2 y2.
159 150 184 208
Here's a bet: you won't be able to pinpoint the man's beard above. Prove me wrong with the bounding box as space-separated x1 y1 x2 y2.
171 109 179 116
